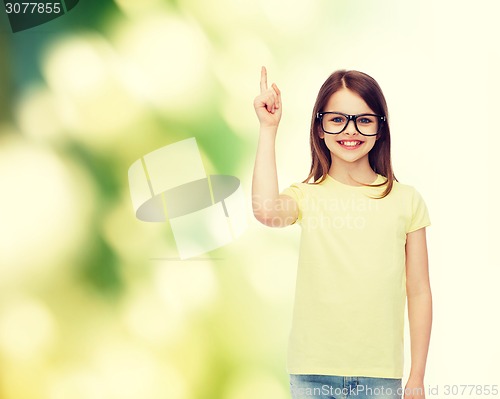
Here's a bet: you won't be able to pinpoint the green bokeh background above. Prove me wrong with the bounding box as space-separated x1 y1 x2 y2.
1 0 499 398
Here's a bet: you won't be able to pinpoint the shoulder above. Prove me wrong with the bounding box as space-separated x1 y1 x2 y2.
282 179 329 195
391 179 416 191
280 179 330 207
389 180 423 198
390 179 430 216
391 180 431 231
385 180 430 214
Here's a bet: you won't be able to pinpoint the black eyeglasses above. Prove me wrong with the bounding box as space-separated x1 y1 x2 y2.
317 112 386 136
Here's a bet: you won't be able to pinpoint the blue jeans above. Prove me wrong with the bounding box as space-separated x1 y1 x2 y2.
289 374 403 399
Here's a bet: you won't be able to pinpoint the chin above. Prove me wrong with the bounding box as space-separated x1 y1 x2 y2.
330 152 370 165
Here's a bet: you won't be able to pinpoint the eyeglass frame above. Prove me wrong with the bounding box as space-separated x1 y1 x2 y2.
316 111 386 136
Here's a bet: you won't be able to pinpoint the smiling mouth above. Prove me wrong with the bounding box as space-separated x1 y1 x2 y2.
337 140 364 148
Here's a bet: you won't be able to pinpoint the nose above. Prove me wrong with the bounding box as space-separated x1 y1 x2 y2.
344 119 358 135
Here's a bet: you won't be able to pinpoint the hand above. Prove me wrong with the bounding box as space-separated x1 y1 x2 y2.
404 376 426 399
253 66 282 128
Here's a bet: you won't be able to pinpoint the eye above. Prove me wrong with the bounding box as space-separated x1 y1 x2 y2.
357 115 376 125
326 114 346 124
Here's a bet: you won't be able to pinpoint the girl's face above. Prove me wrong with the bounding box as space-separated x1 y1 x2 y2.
319 88 378 167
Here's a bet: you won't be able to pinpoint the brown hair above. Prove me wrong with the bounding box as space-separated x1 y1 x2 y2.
304 70 396 198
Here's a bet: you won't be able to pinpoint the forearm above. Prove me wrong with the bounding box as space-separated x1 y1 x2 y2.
252 126 280 220
407 289 433 380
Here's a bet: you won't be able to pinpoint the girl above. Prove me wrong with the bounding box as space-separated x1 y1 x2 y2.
252 67 431 399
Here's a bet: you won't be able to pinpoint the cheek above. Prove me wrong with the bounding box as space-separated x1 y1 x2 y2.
365 138 377 150
323 135 337 150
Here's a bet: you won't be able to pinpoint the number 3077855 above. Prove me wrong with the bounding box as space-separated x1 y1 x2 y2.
5 3 62 14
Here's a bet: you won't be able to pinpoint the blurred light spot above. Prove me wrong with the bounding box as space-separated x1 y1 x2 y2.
223 369 288 399
1 364 49 399
213 35 273 138
220 100 255 139
43 34 109 96
122 289 183 344
113 0 168 17
101 193 177 267
112 14 210 113
154 262 218 316
48 369 106 399
15 85 63 141
0 297 57 360
179 0 264 59
0 136 94 286
258 0 319 35
213 34 273 103
41 33 144 144
242 229 298 304
92 341 188 399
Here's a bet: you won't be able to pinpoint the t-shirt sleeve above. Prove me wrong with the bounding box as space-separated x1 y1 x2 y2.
407 187 431 233
280 183 304 224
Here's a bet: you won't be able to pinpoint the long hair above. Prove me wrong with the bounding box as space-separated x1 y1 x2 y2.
304 70 396 198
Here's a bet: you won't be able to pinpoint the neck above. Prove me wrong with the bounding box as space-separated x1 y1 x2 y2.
328 157 377 186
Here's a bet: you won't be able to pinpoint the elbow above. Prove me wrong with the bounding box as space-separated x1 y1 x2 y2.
252 208 288 228
252 196 296 227
253 210 294 228
253 210 278 227
252 199 274 227
406 285 432 300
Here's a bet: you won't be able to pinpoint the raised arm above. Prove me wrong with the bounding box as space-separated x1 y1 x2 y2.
252 66 298 227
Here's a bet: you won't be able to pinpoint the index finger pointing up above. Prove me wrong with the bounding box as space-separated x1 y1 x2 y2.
260 66 268 93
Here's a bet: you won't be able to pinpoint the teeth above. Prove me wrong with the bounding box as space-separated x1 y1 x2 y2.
340 141 361 146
